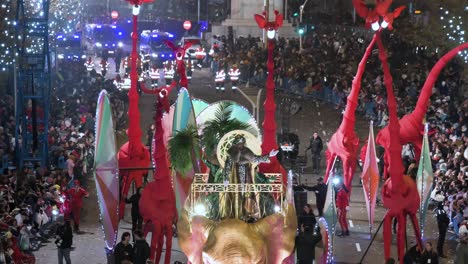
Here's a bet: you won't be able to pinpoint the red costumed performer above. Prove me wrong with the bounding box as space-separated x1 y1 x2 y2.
68 180 89 232
163 40 192 88
336 183 350 236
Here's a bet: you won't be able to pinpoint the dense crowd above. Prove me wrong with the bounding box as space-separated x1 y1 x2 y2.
0 59 129 263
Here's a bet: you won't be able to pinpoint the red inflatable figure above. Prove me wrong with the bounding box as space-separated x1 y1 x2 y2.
68 180 89 232
323 34 377 191
254 10 287 183
376 32 423 263
139 81 177 263
375 42 468 178
164 40 192 88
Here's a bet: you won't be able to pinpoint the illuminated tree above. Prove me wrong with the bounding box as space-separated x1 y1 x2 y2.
0 0 17 72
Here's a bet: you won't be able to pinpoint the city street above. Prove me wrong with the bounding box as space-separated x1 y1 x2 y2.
36 65 459 264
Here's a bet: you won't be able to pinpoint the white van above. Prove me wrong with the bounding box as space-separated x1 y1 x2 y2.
180 36 202 58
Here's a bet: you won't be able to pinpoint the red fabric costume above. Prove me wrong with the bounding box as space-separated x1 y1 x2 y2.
254 11 288 184
139 81 177 263
375 33 422 263
336 188 349 233
323 34 377 192
163 40 192 88
375 42 468 179
68 181 89 229
117 1 152 220
350 1 450 261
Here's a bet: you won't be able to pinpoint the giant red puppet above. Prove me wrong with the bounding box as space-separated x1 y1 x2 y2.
375 32 423 262
117 0 152 220
322 33 377 191
350 1 422 262
254 10 287 183
324 0 406 192
138 81 177 263
138 41 194 263
375 42 468 178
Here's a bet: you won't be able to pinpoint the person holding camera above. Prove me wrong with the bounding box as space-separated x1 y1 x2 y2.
56 217 73 264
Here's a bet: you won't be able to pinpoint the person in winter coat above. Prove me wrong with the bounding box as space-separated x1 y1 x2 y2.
306 132 323 173
295 224 322 264
114 232 133 264
132 230 150 264
420 242 438 264
298 204 317 230
56 218 73 264
125 187 143 235
302 177 327 216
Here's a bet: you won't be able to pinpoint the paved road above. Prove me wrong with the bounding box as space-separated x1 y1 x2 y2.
36 65 458 263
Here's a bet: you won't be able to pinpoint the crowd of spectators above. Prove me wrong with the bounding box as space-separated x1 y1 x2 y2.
0 58 129 262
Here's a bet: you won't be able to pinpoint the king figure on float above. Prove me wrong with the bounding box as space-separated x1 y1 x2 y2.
220 134 278 220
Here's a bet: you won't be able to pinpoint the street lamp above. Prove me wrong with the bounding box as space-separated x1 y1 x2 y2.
299 0 309 51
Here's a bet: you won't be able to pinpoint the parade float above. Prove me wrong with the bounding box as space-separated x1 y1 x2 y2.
91 1 468 263
167 10 297 263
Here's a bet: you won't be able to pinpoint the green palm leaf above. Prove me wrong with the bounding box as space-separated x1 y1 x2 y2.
168 125 200 174
201 102 255 158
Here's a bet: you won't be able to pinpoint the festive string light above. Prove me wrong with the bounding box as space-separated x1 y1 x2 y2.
0 0 16 71
439 5 467 62
0 0 83 71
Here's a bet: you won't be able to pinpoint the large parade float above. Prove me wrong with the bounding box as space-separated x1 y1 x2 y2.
91 0 468 263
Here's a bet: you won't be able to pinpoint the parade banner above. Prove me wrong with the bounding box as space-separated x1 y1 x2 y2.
323 165 337 263
94 90 119 250
417 124 434 237
360 121 380 232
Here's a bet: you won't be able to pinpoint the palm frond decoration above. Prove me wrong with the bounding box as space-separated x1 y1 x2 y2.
201 101 256 159
168 125 200 174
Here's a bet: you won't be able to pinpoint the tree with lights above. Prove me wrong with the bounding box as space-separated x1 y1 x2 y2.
49 0 83 37
391 0 467 60
0 0 17 72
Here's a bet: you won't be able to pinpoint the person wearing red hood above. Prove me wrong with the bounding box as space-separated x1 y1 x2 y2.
68 180 89 233
336 182 350 237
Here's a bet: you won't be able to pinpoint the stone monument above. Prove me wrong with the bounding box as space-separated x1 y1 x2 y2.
212 0 295 38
